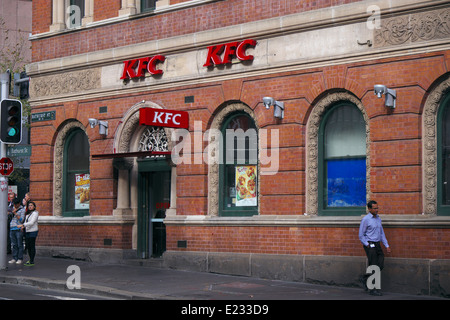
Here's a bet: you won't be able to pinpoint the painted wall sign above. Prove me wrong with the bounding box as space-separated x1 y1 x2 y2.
139 107 189 129
203 39 257 67
121 55 166 80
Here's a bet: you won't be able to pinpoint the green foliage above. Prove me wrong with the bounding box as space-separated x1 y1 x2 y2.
0 17 31 183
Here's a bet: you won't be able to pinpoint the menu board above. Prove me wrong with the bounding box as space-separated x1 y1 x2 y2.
235 166 257 206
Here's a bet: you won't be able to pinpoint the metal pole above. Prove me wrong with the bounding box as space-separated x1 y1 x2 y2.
0 71 10 270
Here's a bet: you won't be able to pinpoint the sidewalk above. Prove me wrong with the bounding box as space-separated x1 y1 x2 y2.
0 255 446 300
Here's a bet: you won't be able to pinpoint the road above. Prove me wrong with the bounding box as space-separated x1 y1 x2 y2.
0 283 115 300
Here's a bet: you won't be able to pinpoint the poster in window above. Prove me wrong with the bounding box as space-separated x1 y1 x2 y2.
326 159 366 207
75 173 90 209
235 166 257 206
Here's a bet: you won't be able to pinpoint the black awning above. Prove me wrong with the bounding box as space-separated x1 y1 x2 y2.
92 151 171 159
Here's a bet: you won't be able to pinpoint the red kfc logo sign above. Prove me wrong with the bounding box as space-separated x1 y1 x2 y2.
203 39 257 67
121 55 166 80
139 108 189 129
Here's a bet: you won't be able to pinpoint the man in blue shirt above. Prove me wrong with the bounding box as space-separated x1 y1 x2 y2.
359 200 391 296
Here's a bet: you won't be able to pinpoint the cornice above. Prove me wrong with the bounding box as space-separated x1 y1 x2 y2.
164 214 450 228
27 0 447 76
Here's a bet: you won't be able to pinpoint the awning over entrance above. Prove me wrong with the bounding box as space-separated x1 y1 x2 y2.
92 151 171 159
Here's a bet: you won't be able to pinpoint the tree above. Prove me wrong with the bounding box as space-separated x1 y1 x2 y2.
0 16 31 187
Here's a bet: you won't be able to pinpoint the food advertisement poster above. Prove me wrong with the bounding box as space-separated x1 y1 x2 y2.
235 166 257 206
75 173 90 209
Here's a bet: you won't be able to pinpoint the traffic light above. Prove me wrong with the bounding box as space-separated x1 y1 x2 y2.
13 71 29 99
0 99 22 144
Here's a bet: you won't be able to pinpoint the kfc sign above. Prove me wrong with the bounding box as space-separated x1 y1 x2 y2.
121 55 166 80
120 39 257 79
139 108 189 129
203 39 257 67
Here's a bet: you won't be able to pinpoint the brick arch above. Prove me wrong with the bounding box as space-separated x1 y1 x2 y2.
207 102 257 216
422 73 450 215
53 120 89 217
305 91 371 215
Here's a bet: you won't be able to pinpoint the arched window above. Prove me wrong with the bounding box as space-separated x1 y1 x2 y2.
437 93 450 215
219 112 258 216
63 128 90 216
318 103 366 215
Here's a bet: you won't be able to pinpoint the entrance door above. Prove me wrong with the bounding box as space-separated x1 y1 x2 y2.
137 161 171 258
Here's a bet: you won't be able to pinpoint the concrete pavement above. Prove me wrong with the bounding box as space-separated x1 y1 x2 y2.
0 255 446 301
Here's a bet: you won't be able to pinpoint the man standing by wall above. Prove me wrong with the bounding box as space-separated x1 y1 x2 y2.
359 200 391 296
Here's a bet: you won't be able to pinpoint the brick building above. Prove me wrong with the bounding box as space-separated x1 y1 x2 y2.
28 0 449 296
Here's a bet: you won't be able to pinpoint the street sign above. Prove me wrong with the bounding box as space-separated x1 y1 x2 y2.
7 145 32 157
0 157 14 176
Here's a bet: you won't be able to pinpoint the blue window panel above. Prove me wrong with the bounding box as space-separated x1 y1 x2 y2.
326 158 366 207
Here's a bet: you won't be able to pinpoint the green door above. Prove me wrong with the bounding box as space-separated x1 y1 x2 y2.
137 159 171 258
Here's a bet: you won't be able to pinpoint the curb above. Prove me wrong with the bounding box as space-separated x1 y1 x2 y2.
0 275 167 300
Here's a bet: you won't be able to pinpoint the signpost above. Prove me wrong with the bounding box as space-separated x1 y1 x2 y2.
0 71 27 270
0 71 10 269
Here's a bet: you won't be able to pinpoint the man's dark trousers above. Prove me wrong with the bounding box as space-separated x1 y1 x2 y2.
364 241 385 271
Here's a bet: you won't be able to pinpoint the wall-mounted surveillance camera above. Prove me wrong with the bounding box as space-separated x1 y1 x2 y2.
374 84 396 109
374 85 387 98
262 96 285 119
263 97 275 109
88 118 108 136
88 118 98 128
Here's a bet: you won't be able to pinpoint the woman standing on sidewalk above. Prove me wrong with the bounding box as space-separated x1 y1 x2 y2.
18 201 39 267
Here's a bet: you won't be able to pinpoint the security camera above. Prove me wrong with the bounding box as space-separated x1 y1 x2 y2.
374 85 396 109
88 118 98 128
88 118 108 135
263 97 275 109
98 121 108 135
273 102 285 119
262 97 285 119
374 85 387 98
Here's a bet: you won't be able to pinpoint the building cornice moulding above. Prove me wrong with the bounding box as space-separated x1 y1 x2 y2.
26 1 450 106
27 40 450 107
27 0 446 76
38 215 135 225
164 214 450 228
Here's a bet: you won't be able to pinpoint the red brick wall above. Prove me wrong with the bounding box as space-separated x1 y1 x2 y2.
37 225 133 249
31 0 364 61
29 25 450 255
166 226 450 260
32 0 51 37
94 0 121 21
